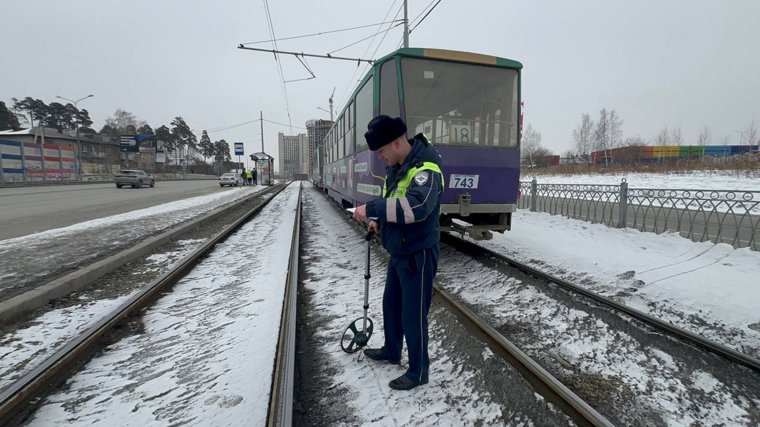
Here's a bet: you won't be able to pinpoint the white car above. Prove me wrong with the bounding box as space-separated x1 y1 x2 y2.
219 173 242 187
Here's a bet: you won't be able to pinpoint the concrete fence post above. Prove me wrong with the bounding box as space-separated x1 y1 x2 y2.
530 178 538 212
618 178 628 228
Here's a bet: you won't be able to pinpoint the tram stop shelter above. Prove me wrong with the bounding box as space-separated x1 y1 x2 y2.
250 152 274 186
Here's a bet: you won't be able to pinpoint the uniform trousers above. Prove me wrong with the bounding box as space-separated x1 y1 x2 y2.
382 245 439 382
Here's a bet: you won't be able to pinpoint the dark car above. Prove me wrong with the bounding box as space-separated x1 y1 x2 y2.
115 170 155 188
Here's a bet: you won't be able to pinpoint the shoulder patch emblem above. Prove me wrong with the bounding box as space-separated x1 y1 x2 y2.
413 171 429 186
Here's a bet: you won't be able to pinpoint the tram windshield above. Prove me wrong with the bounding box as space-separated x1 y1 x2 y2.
400 57 519 148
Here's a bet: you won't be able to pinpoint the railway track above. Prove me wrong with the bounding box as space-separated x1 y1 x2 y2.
0 183 300 425
442 233 760 373
299 185 760 425
297 187 613 425
6 183 756 424
437 233 760 424
0 185 286 324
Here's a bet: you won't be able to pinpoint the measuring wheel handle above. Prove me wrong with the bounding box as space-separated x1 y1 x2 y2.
340 317 374 353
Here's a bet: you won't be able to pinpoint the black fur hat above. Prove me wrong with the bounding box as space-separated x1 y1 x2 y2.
364 115 407 151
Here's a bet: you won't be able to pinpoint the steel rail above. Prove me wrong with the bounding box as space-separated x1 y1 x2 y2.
442 233 760 373
435 285 615 427
321 189 608 424
267 183 302 427
0 184 288 424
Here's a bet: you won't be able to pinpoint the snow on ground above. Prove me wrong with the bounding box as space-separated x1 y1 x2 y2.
0 185 261 293
299 185 570 425
26 183 300 426
524 169 760 191
477 210 760 357
0 239 204 392
2 170 758 424
440 234 757 425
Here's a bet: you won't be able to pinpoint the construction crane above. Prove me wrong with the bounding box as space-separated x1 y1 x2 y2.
328 87 335 122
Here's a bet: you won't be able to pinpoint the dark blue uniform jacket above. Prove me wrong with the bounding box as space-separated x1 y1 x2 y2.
366 134 443 255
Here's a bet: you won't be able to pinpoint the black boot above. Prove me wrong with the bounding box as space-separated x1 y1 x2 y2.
389 374 428 390
363 348 400 365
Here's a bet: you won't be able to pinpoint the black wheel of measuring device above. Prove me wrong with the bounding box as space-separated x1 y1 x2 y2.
340 317 374 353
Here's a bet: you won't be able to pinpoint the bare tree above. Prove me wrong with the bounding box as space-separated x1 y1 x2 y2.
655 127 670 146
671 126 683 146
744 120 758 147
696 126 712 146
624 136 647 146
521 123 542 167
532 147 556 167
572 113 594 161
105 109 147 134
593 108 623 165
592 108 609 153
609 110 624 148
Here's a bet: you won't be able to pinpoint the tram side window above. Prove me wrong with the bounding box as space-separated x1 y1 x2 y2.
329 131 334 163
338 117 344 159
346 101 354 155
332 131 336 162
354 76 374 152
380 59 400 119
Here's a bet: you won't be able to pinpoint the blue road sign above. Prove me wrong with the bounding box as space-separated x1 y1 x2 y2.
234 142 244 156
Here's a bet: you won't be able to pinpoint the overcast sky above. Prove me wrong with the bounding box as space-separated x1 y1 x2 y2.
2 0 759 159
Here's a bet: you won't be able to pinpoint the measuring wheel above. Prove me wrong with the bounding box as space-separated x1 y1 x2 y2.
340 317 374 353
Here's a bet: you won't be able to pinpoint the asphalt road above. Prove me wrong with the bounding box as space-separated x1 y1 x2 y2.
0 180 228 240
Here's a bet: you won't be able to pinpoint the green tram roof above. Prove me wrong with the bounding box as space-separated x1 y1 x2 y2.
374 47 523 69
324 47 522 137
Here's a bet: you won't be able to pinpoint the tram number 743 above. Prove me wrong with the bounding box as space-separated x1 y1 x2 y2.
449 174 479 189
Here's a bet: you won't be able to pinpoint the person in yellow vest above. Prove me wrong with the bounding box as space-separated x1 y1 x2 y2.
353 115 444 390
245 169 253 185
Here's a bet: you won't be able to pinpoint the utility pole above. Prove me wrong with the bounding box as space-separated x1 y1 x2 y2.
260 111 264 153
56 94 94 181
403 0 409 48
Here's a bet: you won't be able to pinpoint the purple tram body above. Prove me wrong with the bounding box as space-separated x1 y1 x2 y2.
313 47 522 239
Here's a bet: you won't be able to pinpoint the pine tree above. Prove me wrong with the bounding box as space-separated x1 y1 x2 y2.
0 101 21 131
199 130 214 163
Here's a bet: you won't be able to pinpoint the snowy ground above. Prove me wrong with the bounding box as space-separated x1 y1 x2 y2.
450 212 759 425
300 181 758 425
24 183 300 425
0 171 757 425
477 211 760 358
298 186 575 425
0 186 260 296
524 169 760 191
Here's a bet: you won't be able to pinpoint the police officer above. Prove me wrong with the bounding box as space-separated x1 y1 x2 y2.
352 115 444 391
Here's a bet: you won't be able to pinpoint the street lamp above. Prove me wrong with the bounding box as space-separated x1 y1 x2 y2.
56 94 94 180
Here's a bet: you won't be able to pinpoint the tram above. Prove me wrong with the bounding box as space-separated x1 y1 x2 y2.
314 47 522 239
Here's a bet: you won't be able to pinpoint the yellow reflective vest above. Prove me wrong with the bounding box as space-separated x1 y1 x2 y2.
383 161 444 198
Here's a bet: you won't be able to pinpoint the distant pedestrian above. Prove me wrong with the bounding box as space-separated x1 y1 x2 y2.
246 169 253 185
252 169 257 186
240 168 247 186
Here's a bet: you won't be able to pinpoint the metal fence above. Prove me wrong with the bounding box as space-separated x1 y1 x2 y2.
519 178 760 251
